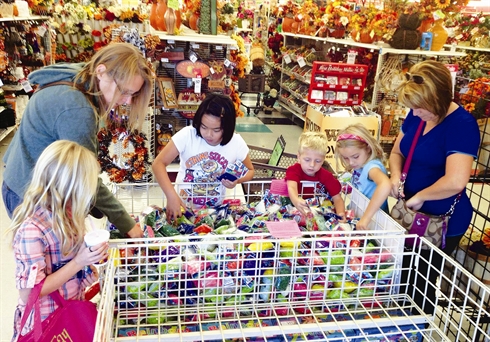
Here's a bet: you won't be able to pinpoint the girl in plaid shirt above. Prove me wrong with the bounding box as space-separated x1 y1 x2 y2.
8 140 108 340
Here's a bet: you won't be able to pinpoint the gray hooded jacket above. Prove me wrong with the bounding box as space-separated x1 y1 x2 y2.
3 63 135 233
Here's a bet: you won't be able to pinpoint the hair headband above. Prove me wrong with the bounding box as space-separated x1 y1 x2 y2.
337 133 366 144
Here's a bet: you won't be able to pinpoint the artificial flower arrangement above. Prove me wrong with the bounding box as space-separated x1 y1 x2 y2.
459 77 490 120
417 0 470 19
184 0 201 16
446 12 490 45
322 0 350 29
217 1 235 33
27 0 54 13
294 0 320 34
458 50 490 79
229 34 249 80
267 32 283 63
237 2 254 21
348 5 398 43
278 0 298 18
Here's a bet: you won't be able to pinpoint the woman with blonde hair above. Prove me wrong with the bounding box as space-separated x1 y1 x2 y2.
9 140 107 341
3 42 154 238
389 59 480 314
335 123 391 230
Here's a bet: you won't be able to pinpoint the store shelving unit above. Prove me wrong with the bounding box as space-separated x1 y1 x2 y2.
148 30 238 159
0 16 52 143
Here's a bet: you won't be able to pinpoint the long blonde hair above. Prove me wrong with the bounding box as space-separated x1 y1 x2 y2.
74 42 154 132
9 141 100 255
335 123 384 172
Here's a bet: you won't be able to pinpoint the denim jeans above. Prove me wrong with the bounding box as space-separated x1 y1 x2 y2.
2 181 22 219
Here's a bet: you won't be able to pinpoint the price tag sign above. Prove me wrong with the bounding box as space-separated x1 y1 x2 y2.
193 77 202 93
216 45 223 50
210 67 215 74
190 54 198 63
297 56 306 67
224 59 231 67
284 54 292 64
167 39 175 44
192 44 200 49
347 50 357 64
0 78 3 87
167 0 179 9
35 25 47 37
21 79 33 93
161 58 169 63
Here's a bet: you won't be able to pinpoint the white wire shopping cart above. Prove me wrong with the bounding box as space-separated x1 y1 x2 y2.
94 181 490 341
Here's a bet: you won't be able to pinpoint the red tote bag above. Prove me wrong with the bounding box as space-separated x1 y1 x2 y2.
18 279 97 342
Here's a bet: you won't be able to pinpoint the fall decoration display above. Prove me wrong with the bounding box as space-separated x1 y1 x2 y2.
97 122 150 183
390 13 421 49
349 5 398 43
458 77 490 120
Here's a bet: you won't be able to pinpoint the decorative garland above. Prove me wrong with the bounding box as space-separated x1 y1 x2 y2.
97 122 150 183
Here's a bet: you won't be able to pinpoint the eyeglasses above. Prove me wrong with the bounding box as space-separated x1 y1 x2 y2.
405 72 424 85
114 80 141 98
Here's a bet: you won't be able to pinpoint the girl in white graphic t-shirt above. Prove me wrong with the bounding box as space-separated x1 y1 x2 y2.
152 93 255 222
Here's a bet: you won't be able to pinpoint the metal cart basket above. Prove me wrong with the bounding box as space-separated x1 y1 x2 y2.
94 182 490 341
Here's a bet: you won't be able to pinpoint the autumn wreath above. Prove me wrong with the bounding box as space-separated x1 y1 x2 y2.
97 122 150 183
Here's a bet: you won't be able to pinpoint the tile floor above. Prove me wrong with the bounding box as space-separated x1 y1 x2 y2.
0 102 304 340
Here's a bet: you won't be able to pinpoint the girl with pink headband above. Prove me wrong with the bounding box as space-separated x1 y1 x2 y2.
335 123 391 230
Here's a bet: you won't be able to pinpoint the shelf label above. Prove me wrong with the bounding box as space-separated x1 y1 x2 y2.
216 45 223 50
160 58 169 63
297 56 306 67
193 77 202 93
167 40 175 44
192 44 200 49
284 54 292 64
347 50 357 64
35 25 47 37
21 79 33 93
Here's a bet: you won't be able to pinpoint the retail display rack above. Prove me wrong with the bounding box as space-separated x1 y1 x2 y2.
307 62 368 106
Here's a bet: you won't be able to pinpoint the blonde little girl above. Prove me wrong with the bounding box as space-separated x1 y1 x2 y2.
9 140 108 340
335 123 391 230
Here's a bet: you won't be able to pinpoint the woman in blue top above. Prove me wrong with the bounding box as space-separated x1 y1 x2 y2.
336 123 391 230
389 60 480 314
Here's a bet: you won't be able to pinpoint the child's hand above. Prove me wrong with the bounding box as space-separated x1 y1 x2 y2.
165 201 186 223
292 198 309 216
75 242 109 267
220 178 237 189
82 266 99 287
355 217 370 230
337 213 347 223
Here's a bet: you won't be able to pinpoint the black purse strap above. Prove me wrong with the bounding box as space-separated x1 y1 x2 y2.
398 120 461 217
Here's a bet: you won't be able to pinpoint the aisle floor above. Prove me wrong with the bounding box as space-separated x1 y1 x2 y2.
0 102 304 339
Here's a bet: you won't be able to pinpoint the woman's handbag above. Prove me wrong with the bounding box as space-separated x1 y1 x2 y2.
390 121 460 249
18 279 97 342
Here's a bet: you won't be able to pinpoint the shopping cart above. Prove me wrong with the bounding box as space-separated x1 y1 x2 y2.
94 182 490 341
